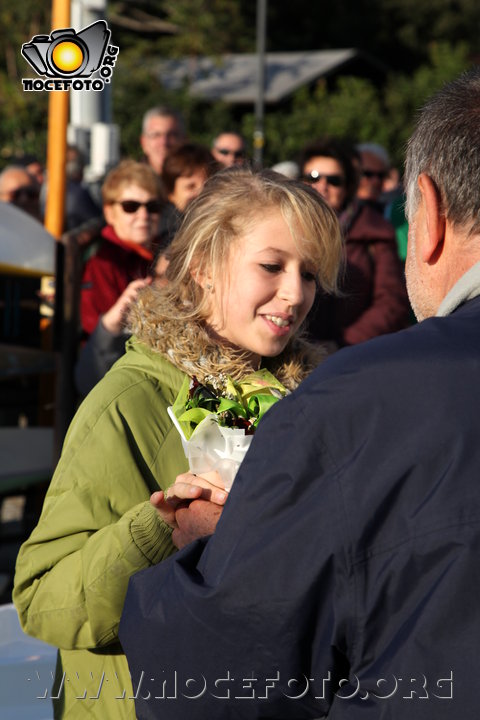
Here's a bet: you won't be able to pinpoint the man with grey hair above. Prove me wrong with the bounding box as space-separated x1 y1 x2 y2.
120 68 480 719
140 105 186 175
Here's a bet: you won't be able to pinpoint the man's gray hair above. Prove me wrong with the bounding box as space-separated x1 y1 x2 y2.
405 66 480 233
141 106 185 136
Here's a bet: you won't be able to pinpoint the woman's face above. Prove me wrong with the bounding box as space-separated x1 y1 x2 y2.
169 168 208 212
204 211 317 367
302 156 347 212
103 183 160 245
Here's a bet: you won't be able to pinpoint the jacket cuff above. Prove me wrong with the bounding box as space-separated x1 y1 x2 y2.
130 502 176 565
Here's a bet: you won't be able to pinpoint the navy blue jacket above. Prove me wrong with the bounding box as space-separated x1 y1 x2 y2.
120 296 480 719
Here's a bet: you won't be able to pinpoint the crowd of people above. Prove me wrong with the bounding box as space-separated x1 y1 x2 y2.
2 103 411 401
5 65 480 718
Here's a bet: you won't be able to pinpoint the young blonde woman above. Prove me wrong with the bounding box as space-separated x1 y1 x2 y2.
13 168 343 719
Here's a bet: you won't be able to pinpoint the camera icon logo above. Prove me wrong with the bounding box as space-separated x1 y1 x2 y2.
22 20 110 79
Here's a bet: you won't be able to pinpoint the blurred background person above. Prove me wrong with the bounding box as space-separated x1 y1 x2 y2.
38 144 102 232
75 160 165 397
356 141 391 211
156 142 220 272
299 137 410 348
75 277 150 398
140 106 186 176
10 153 45 187
211 131 247 168
80 159 164 340
64 144 102 231
357 141 409 264
0 164 41 220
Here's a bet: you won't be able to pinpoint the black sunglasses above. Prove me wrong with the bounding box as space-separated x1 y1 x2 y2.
362 169 387 180
215 147 246 159
301 172 344 187
115 199 162 214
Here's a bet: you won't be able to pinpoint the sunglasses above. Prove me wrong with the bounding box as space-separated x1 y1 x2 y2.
301 172 344 187
114 199 162 214
362 169 387 180
215 147 246 159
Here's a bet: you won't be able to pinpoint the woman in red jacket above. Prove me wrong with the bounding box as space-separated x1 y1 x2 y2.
299 137 410 347
80 159 164 338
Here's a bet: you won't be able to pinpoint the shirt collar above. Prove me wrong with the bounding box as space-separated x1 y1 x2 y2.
436 260 480 316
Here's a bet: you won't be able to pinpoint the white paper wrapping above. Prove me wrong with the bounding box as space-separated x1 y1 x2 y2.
167 406 252 490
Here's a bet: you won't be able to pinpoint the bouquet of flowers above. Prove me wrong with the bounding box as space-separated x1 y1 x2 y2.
167 369 288 490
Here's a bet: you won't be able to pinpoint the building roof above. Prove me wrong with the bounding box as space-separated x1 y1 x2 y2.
156 49 386 104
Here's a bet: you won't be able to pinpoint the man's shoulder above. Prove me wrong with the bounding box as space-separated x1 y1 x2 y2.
302 305 480 399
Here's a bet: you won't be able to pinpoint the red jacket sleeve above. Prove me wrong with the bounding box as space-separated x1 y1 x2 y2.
80 254 124 336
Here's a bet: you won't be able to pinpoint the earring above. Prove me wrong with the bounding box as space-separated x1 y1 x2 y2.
205 283 213 291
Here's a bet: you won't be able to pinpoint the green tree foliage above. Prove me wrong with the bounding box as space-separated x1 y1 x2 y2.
112 49 236 159
266 0 480 72
0 1 475 174
159 0 254 55
106 0 255 157
0 4 50 162
378 0 480 65
240 78 384 167
384 42 471 166
238 42 470 168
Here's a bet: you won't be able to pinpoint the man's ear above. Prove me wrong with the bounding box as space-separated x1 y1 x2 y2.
417 173 445 263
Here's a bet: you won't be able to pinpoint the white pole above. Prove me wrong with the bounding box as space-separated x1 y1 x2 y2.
69 0 117 182
253 0 267 170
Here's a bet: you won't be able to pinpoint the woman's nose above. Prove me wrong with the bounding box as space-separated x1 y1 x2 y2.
278 271 304 306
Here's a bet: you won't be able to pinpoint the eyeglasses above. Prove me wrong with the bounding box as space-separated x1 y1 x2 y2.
114 200 162 214
362 169 387 180
214 147 246 159
301 171 344 187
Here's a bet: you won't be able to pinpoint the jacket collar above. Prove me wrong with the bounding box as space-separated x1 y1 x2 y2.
101 225 154 261
128 289 325 392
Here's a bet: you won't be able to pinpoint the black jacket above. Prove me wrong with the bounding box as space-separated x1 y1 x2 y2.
120 296 480 719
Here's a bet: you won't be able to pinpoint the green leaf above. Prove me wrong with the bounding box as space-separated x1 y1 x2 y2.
247 393 281 426
171 375 192 419
217 397 247 418
177 407 215 438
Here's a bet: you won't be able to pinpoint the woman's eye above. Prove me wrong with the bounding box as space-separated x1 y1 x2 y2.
261 264 281 273
302 270 317 282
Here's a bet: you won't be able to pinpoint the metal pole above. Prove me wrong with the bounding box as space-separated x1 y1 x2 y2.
42 0 71 459
44 0 70 239
253 0 267 170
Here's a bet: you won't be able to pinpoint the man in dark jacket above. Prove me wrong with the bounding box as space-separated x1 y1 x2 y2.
119 68 480 719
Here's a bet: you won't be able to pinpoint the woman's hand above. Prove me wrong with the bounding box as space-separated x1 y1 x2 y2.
150 473 228 529
101 277 152 334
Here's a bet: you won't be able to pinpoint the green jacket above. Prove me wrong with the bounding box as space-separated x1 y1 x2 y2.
13 337 188 719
